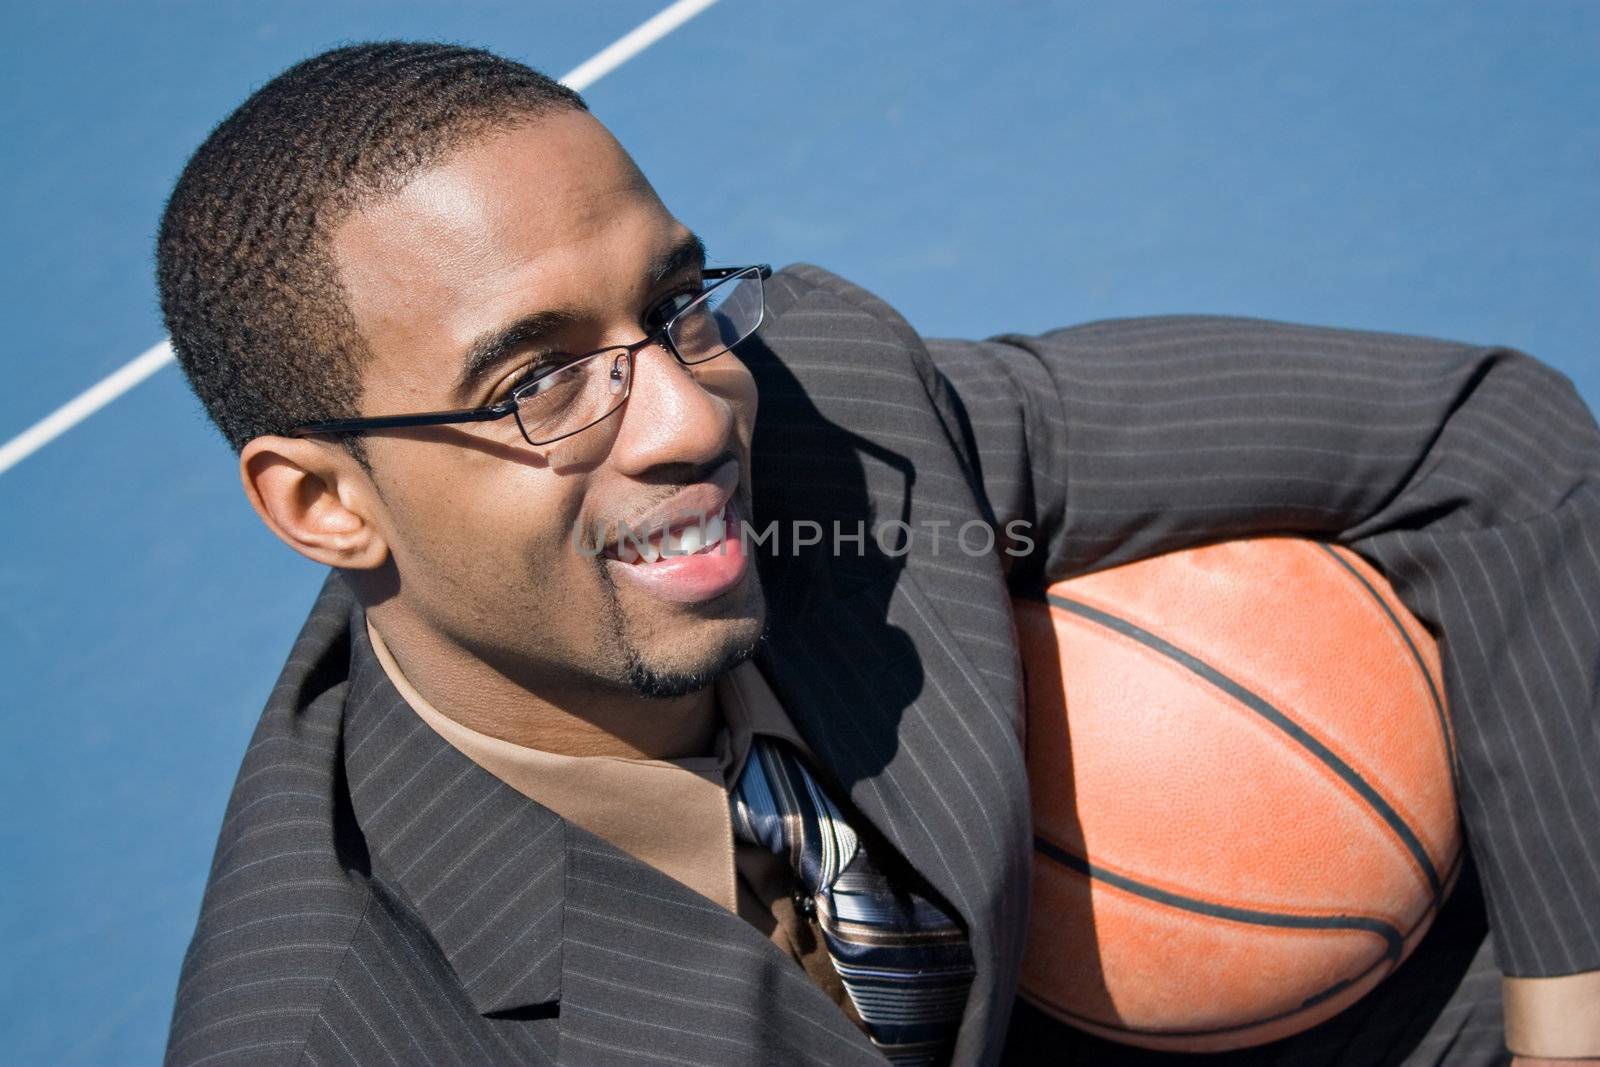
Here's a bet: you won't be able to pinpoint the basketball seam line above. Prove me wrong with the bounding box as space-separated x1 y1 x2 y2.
1023 841 1466 1038
1313 541 1458 779
1032 835 1405 958
1029 835 1406 1039
1044 591 1445 906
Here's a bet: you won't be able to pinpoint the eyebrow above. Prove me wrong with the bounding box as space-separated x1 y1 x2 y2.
452 231 709 404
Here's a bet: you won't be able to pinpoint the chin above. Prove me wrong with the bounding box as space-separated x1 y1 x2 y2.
620 611 767 700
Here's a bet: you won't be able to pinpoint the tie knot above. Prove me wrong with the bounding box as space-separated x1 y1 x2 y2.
730 735 859 893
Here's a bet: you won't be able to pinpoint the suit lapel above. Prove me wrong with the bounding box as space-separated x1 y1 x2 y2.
752 574 1029 1067
556 831 884 1065
342 607 567 1014
340 592 884 1063
745 267 1034 1065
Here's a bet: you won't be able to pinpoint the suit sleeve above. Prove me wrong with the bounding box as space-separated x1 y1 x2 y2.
922 316 1600 980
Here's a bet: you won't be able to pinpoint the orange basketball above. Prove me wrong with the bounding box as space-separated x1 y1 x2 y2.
1013 537 1461 1052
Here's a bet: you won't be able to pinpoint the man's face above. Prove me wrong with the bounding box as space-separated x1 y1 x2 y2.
329 109 765 701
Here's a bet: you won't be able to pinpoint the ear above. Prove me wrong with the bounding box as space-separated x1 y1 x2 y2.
239 435 390 570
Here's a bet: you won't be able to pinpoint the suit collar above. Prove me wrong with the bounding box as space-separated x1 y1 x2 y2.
342 598 569 1013
361 612 815 916
337 586 878 1056
337 577 1025 1027
331 574 1027 1059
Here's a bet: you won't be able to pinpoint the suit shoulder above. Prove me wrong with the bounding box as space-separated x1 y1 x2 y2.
769 263 927 352
165 882 372 1066
165 577 371 1066
164 757 372 1067
164 715 371 1066
764 262 959 406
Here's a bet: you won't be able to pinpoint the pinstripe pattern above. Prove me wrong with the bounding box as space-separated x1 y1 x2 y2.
167 263 1596 1064
919 298 1600 982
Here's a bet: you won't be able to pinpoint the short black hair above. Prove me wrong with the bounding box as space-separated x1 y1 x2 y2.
156 41 587 455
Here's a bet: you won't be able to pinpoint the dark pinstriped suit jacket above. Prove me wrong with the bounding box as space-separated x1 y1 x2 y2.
165 264 1600 1066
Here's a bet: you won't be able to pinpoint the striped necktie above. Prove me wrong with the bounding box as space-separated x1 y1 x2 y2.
730 735 976 1067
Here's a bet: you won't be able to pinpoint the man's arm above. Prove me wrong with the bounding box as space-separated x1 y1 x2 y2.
920 314 1600 1052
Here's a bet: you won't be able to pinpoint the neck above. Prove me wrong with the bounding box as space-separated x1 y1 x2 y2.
363 609 719 761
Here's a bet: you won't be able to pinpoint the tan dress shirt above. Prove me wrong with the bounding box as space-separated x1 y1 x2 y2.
365 619 864 1030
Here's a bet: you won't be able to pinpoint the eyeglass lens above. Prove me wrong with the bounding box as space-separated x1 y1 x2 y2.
512 267 765 445
668 269 766 364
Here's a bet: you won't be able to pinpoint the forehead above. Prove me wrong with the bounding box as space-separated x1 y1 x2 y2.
328 111 676 395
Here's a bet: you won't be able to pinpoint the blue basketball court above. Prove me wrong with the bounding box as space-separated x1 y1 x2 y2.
1 2 1595 1061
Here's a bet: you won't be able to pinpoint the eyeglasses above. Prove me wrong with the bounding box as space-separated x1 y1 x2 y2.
288 264 772 447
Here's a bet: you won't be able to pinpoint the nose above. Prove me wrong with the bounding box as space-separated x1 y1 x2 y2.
606 341 735 478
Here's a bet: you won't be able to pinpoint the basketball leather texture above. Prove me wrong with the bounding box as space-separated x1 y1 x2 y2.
1014 537 1461 1052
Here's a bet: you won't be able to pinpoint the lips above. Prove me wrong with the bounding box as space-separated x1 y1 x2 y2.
601 496 751 604
599 458 739 563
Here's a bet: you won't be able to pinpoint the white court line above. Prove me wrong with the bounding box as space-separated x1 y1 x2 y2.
559 0 719 90
0 0 721 479
0 340 175 475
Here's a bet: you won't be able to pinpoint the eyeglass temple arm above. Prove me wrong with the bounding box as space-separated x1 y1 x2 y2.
703 264 773 281
289 403 516 437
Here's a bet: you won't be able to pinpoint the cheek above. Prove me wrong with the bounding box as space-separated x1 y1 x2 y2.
375 451 599 611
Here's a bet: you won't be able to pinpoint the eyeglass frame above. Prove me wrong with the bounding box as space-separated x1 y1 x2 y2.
287 264 773 446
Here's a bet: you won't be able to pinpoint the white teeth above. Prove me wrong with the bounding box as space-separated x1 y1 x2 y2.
610 505 729 565
666 523 705 556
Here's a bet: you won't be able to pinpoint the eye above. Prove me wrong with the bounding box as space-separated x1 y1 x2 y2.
496 353 574 401
644 284 703 330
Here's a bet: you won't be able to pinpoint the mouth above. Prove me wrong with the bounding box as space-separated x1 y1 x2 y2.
598 457 740 565
602 498 734 565
599 496 750 605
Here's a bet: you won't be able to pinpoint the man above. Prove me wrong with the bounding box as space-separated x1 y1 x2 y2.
160 41 1598 1067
